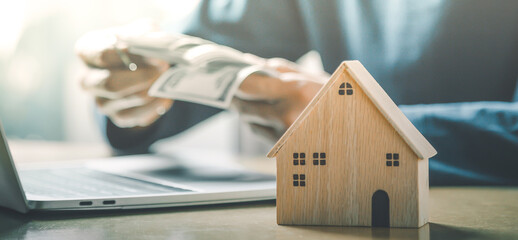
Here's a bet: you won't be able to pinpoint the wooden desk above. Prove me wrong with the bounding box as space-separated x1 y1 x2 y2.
0 141 517 240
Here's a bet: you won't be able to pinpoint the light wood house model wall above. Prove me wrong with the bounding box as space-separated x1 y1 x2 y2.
267 61 437 228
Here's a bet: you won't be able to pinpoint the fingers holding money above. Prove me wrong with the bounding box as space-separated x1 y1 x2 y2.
231 98 288 142
237 71 321 101
78 43 166 70
81 63 168 99
75 21 163 69
265 58 300 73
95 91 154 115
80 48 149 70
231 98 285 127
232 64 324 140
81 65 172 128
105 97 173 128
231 90 311 134
237 74 294 101
76 21 172 128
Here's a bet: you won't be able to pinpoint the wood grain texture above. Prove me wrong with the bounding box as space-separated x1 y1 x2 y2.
274 63 429 228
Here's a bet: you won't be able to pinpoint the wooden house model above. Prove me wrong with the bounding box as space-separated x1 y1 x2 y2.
267 61 437 228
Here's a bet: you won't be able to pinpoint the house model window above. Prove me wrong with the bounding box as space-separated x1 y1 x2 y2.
386 153 400 167
293 174 306 187
339 82 353 95
293 152 306 165
312 152 326 165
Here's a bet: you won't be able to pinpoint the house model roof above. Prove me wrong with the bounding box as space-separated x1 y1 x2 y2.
267 60 437 160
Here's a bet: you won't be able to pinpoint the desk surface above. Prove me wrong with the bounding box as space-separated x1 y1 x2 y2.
1 141 517 240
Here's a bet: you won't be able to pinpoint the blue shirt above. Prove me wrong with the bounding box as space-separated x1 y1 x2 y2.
104 0 518 185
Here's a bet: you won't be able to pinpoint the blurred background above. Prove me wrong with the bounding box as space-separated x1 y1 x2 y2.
0 0 249 154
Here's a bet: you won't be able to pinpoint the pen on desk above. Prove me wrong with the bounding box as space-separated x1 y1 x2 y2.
113 37 138 72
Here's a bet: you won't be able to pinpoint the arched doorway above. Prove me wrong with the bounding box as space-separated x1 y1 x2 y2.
372 190 390 227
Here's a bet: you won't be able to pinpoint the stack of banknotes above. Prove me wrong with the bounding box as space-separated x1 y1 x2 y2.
123 32 276 109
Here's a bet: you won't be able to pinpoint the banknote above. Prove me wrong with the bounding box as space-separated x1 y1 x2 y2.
123 33 271 108
149 61 260 109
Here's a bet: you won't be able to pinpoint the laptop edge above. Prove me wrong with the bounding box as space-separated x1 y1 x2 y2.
0 121 275 213
0 121 29 213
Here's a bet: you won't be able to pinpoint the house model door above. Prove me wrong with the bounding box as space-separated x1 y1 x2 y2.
372 190 390 227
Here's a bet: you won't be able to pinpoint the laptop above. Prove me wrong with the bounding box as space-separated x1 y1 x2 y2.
0 122 276 213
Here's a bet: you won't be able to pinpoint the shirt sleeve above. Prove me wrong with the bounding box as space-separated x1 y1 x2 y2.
102 101 222 155
400 101 518 186
165 0 310 60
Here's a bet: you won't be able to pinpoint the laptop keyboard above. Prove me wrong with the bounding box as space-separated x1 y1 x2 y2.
19 168 192 199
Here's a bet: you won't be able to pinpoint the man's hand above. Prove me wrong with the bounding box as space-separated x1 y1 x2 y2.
75 22 172 128
232 58 328 141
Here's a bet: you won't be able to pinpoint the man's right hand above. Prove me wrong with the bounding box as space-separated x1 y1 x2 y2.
75 22 172 128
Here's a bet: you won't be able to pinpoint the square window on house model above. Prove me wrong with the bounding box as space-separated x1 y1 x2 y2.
386 153 400 167
311 152 327 166
292 174 306 187
293 152 306 165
